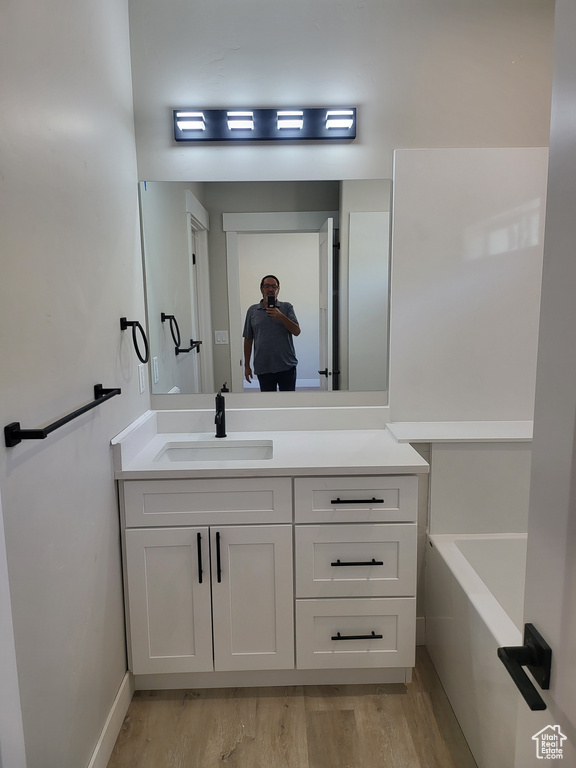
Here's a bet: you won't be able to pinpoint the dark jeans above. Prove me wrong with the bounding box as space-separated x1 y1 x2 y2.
257 367 297 392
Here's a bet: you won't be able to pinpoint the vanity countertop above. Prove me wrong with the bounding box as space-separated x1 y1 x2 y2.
112 427 429 480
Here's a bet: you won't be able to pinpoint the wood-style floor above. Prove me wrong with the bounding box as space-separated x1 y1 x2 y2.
107 647 478 768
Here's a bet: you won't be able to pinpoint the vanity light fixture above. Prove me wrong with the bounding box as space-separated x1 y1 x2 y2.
173 107 356 142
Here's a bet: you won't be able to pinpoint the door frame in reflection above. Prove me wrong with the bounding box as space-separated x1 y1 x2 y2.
224 211 339 393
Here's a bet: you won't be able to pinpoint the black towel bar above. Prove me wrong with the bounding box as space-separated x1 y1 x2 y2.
4 385 121 447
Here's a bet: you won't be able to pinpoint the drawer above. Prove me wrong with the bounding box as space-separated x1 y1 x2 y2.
295 524 416 598
295 598 415 669
294 476 417 523
122 477 292 527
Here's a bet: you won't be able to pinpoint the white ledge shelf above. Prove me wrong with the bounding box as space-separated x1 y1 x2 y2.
385 421 533 444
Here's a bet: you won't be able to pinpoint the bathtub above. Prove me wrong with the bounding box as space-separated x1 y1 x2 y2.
425 533 527 768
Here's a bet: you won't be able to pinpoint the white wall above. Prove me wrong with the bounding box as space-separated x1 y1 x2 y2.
0 1 145 766
128 0 554 182
389 148 548 422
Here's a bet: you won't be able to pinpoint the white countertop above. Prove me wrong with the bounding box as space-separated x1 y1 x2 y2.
385 421 533 443
113 428 429 480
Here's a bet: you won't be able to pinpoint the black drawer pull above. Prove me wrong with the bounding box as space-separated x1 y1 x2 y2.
216 531 222 583
331 631 383 641
330 497 384 505
331 558 384 567
197 532 203 584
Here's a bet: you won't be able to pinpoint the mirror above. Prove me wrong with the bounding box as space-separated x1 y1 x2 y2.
139 179 391 396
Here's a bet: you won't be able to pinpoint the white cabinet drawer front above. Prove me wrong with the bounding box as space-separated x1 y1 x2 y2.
295 524 417 598
123 477 292 527
294 476 417 523
295 598 415 669
125 527 213 675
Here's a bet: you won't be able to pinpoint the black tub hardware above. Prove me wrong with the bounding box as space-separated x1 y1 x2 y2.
331 558 384 567
331 631 383 641
330 497 384 505
120 318 149 364
497 623 551 711
161 312 202 355
4 385 121 448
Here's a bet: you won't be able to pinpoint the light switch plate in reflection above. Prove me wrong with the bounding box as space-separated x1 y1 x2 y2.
215 330 229 345
138 364 146 394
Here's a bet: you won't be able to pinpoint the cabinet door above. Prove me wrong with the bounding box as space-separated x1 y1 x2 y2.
211 525 294 672
125 527 213 674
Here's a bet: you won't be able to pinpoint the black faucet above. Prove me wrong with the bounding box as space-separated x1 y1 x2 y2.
215 391 226 438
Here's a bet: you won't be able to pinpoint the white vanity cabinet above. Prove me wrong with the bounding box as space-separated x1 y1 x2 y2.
121 477 294 676
293 475 417 670
119 471 419 686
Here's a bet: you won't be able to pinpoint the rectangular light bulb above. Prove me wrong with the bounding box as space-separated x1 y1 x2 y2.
176 112 205 130
227 111 254 130
277 110 304 130
326 110 355 129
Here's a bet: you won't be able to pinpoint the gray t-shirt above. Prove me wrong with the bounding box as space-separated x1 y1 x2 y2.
243 300 299 375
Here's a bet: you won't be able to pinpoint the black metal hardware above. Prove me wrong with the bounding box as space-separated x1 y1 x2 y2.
220 382 229 392
331 631 383 641
318 368 329 377
215 392 226 438
216 531 222 583
120 317 149 364
497 623 551 711
331 558 384 567
330 497 384 505
161 312 181 347
4 385 121 448
176 339 202 355
161 313 201 355
197 532 203 584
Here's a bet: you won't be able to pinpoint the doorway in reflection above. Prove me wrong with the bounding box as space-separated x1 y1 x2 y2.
237 232 322 391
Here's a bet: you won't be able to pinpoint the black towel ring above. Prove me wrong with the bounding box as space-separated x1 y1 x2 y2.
120 318 150 364
161 312 181 348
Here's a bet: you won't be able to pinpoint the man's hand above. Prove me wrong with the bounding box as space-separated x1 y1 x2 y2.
265 306 301 336
244 364 253 383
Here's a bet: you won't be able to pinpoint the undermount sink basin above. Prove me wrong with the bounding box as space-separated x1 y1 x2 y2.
154 439 274 463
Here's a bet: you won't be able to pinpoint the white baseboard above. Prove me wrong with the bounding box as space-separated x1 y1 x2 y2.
87 672 134 768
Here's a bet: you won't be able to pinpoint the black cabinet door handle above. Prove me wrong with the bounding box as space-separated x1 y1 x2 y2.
196 532 203 584
331 631 383 641
330 497 384 505
331 558 384 567
216 531 222 583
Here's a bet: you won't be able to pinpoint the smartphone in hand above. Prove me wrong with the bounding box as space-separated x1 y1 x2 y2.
267 295 276 308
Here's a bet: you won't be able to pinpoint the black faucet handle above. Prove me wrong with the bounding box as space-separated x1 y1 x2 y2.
220 382 229 392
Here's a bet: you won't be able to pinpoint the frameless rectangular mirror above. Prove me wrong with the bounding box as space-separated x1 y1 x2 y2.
139 179 391 398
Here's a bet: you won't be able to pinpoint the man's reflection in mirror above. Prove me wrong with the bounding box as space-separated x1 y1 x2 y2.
243 275 301 391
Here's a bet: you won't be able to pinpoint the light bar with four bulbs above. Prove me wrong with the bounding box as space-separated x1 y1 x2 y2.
173 107 356 142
